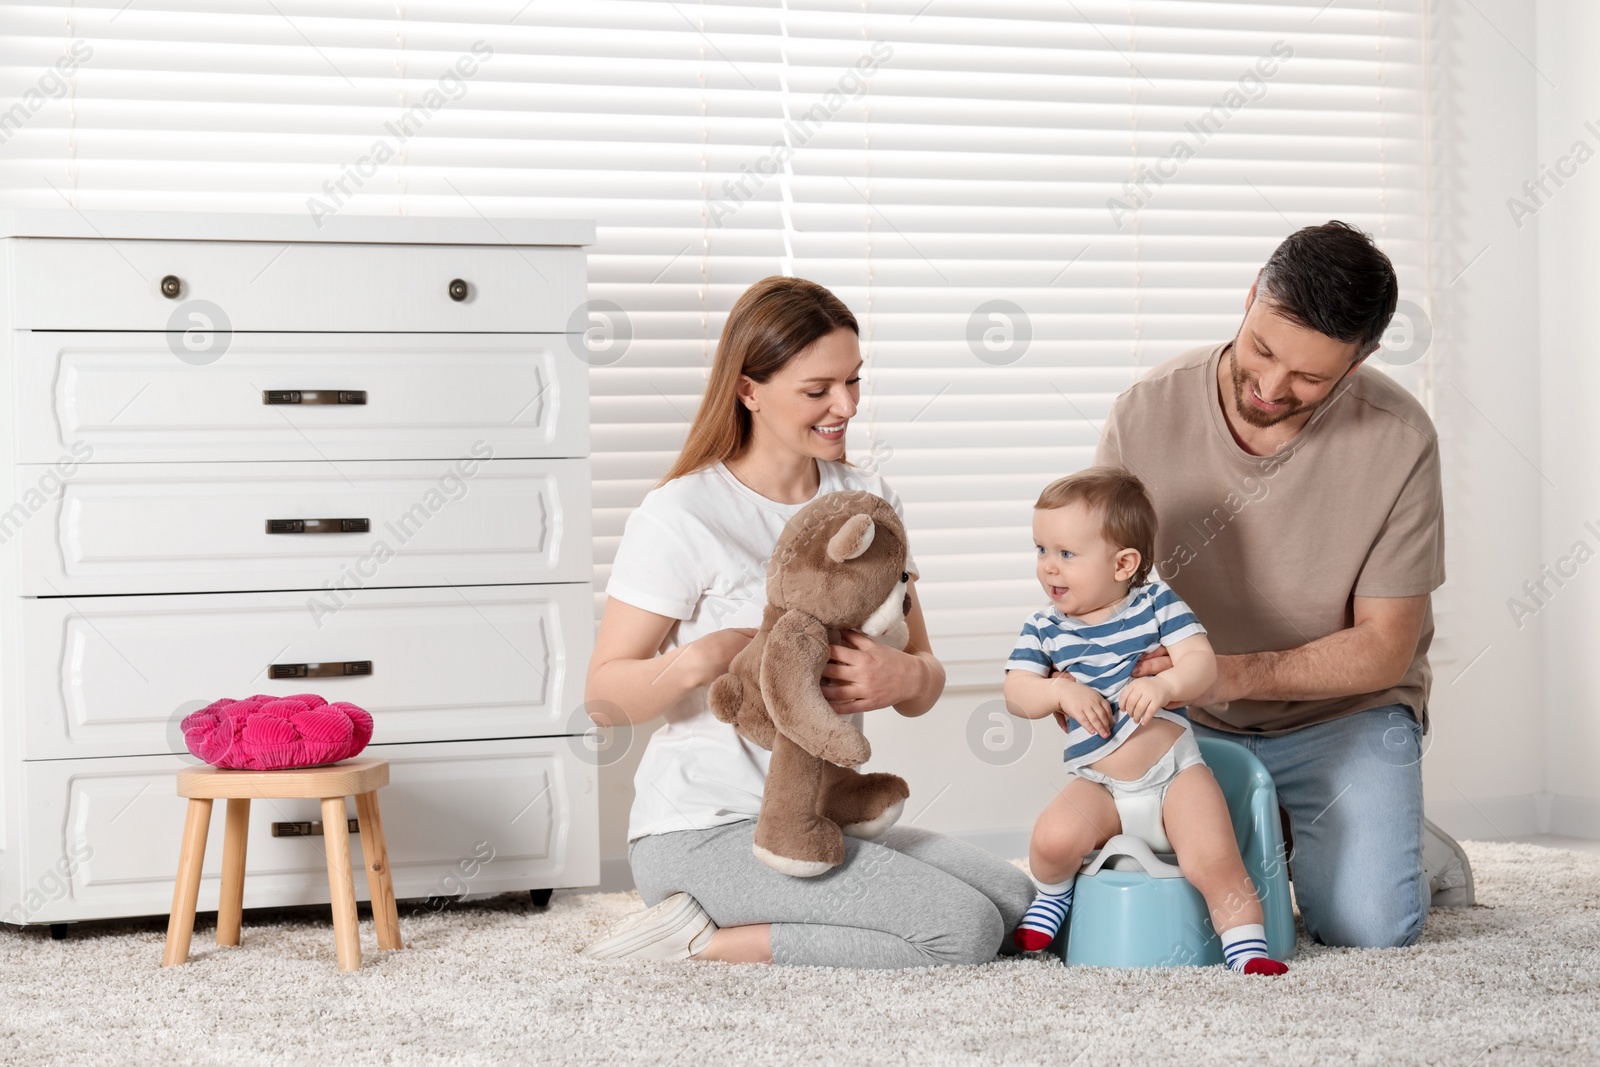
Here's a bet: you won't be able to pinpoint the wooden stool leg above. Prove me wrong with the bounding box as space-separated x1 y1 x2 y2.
322 796 362 972
355 790 402 951
216 797 250 947
163 797 213 967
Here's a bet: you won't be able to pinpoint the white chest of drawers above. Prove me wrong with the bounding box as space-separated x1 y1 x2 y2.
0 209 600 929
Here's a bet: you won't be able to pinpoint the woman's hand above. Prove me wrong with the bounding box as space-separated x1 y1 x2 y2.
589 601 748 727
680 627 757 688
819 629 929 714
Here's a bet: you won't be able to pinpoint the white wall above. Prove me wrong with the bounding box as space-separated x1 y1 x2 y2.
1417 0 1600 841
592 0 1582 889
1535 0 1600 833
1407 0 1551 840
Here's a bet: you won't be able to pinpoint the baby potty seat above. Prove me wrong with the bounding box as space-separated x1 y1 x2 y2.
1062 738 1296 968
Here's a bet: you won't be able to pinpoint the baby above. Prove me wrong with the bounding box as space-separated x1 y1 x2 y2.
1003 467 1288 975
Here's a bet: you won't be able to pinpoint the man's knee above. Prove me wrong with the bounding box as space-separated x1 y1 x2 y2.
1302 886 1425 948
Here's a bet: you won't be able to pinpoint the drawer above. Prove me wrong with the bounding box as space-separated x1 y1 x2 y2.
10 739 599 924
20 584 594 761
13 332 589 463
9 239 585 332
12 457 592 596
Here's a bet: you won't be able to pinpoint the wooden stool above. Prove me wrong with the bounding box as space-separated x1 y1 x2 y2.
162 757 402 972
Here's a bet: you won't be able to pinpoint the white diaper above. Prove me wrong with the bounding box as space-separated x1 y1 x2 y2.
1071 727 1206 854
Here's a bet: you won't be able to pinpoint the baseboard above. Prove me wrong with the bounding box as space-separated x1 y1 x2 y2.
949 826 1031 861
1425 793 1600 842
1549 794 1600 839
576 797 1600 900
1425 794 1544 841
953 800 1600 849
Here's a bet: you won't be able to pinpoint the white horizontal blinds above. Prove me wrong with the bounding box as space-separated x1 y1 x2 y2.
0 2 789 204
764 2 1432 684
0 1 1432 686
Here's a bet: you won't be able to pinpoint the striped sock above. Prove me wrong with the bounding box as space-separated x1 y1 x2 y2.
1221 923 1288 975
1013 879 1074 951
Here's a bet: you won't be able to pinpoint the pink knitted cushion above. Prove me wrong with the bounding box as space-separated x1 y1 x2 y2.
181 694 374 770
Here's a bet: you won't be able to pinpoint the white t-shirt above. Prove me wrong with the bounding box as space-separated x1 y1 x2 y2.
607 460 919 842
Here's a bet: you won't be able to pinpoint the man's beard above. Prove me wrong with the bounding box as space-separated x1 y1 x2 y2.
1228 346 1309 429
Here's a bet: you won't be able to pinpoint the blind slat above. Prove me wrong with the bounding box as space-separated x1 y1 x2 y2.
0 0 1433 677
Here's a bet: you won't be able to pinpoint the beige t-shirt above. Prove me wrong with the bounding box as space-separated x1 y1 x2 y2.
1095 342 1445 735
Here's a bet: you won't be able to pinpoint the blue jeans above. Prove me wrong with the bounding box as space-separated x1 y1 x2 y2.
1192 703 1428 949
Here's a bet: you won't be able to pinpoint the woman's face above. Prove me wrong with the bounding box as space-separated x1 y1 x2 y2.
739 328 862 462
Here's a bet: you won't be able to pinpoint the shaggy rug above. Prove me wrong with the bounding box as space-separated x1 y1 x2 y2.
0 841 1595 1066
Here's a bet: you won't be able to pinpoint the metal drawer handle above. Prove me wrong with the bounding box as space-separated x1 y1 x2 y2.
264 390 367 405
160 274 182 299
273 818 360 838
265 518 370 534
448 278 469 301
269 659 373 679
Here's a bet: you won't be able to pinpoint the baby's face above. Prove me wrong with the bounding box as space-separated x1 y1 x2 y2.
1032 502 1134 620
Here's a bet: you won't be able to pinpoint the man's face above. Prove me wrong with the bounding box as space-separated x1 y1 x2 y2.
1228 288 1369 429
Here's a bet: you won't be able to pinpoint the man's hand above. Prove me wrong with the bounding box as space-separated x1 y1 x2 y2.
1131 645 1173 678
1184 656 1236 708
1052 675 1114 738
1132 643 1233 708
1119 675 1174 725
1128 596 1427 706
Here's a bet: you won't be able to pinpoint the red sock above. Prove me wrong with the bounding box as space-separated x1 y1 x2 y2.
1241 957 1289 976
1013 927 1056 952
1013 882 1073 952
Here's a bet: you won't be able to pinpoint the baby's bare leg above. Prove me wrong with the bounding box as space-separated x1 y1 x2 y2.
1164 765 1288 974
1015 778 1120 951
1029 777 1119 885
1161 765 1262 932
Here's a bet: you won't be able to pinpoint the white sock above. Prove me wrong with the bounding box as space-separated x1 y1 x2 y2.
1220 923 1270 972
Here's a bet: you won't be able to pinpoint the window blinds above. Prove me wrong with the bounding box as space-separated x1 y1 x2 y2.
0 0 1433 687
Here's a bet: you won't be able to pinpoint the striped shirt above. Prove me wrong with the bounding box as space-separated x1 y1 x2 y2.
1006 577 1207 772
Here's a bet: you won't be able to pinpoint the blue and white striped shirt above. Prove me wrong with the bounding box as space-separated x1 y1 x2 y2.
1006 577 1208 772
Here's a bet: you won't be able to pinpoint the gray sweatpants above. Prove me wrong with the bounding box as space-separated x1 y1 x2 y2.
629 820 1036 968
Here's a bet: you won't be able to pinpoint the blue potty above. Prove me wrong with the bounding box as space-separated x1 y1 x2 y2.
1061 738 1296 967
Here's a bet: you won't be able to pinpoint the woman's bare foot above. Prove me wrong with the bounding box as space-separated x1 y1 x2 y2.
692 923 773 963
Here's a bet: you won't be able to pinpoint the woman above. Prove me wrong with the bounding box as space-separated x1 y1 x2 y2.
581 276 1034 967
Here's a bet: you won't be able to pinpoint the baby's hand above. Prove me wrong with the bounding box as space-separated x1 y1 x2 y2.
1119 676 1173 726
1053 677 1114 738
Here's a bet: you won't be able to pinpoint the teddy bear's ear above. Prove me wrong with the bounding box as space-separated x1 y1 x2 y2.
826 513 876 562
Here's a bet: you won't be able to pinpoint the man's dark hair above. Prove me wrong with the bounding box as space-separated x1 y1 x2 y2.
1256 220 1399 354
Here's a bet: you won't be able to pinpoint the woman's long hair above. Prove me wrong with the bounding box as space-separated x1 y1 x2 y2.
659 276 859 485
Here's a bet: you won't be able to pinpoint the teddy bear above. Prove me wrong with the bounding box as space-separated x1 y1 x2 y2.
709 490 913 877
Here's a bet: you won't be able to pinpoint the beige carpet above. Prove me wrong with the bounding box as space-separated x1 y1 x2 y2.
1 841 1596 1066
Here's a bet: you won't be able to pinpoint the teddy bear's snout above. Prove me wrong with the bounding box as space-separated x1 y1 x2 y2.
858 576 912 651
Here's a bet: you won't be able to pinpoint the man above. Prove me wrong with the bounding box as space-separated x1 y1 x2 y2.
1095 220 1451 948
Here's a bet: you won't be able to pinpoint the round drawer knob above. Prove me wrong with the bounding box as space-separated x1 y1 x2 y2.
160 274 183 299
448 278 469 302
